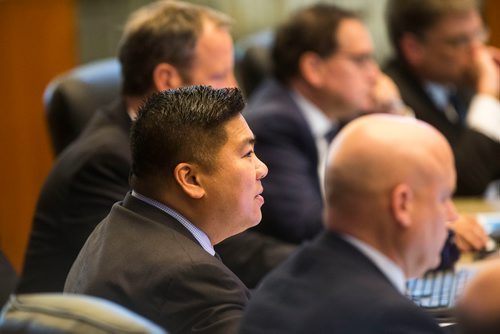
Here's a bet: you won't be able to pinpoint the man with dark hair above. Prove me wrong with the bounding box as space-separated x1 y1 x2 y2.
384 0 500 197
245 3 405 244
65 85 267 333
18 0 292 293
240 114 453 333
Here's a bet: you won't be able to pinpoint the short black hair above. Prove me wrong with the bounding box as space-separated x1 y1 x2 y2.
130 86 245 184
272 3 356 84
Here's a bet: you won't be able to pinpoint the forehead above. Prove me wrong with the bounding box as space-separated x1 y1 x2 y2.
194 20 233 61
335 18 373 52
223 114 253 142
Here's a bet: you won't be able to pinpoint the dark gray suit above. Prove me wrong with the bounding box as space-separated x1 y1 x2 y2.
240 232 444 334
65 193 249 334
18 98 294 292
385 59 500 196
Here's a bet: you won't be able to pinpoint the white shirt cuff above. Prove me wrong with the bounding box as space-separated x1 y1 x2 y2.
466 94 500 142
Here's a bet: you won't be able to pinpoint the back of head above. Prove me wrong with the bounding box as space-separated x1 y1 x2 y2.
457 260 500 334
323 114 457 277
324 114 453 222
386 0 480 56
130 85 245 191
272 3 356 84
119 0 232 97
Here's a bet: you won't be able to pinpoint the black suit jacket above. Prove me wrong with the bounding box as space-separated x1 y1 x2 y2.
65 193 249 334
245 79 323 244
385 59 500 196
240 232 444 334
18 98 293 292
18 100 132 293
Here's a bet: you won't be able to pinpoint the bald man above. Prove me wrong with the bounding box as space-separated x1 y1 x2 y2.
457 260 500 334
240 114 456 333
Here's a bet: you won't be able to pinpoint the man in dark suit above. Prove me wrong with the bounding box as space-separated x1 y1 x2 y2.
240 114 456 333
384 0 500 197
65 86 267 333
18 0 293 293
245 4 404 244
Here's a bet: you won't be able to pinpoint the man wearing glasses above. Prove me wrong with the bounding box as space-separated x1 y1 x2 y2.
244 4 405 245
385 0 500 198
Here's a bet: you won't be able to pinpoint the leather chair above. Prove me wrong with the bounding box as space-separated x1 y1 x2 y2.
234 30 274 99
43 58 122 155
0 294 166 333
0 251 17 309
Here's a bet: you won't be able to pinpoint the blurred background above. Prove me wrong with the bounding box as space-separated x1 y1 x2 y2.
1 0 499 273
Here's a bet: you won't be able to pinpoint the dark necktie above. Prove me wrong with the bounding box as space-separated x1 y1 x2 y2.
324 126 338 144
447 92 467 125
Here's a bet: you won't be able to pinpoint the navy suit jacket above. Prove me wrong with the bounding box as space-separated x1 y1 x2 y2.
245 79 323 244
240 232 444 334
65 193 249 333
385 59 500 196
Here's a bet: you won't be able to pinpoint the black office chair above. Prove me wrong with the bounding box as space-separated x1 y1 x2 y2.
234 30 274 99
43 58 122 155
0 251 17 309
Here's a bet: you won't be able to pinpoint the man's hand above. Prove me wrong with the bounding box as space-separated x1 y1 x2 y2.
369 73 413 116
447 215 489 252
474 45 500 99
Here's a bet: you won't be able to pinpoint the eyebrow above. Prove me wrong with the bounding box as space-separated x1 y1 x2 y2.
238 136 256 150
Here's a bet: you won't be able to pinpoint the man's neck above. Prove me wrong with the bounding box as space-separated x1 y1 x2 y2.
124 95 149 120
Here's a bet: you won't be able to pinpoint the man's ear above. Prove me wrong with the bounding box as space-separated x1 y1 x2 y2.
299 52 325 88
174 162 205 199
391 183 414 228
399 33 424 67
153 63 184 91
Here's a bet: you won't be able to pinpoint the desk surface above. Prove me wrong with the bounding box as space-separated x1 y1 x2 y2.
454 198 500 214
453 198 500 265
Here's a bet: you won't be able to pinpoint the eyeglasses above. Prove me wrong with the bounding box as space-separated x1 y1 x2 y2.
335 51 377 68
438 28 490 49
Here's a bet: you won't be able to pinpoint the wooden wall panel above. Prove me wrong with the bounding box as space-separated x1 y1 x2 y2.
484 0 500 48
0 0 77 272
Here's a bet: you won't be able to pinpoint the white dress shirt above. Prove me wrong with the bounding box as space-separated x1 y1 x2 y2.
290 90 337 198
425 82 500 142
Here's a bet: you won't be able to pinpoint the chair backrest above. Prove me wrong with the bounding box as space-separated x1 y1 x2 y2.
0 294 166 334
43 58 122 155
0 251 17 309
234 30 274 99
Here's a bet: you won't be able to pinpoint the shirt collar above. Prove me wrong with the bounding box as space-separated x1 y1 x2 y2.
341 234 406 294
290 89 337 139
131 190 215 256
424 81 452 110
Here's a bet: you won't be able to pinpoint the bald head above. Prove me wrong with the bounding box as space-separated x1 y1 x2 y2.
324 114 458 278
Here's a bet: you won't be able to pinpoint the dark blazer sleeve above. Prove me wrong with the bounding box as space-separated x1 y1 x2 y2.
377 302 445 334
246 82 324 244
61 149 130 249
